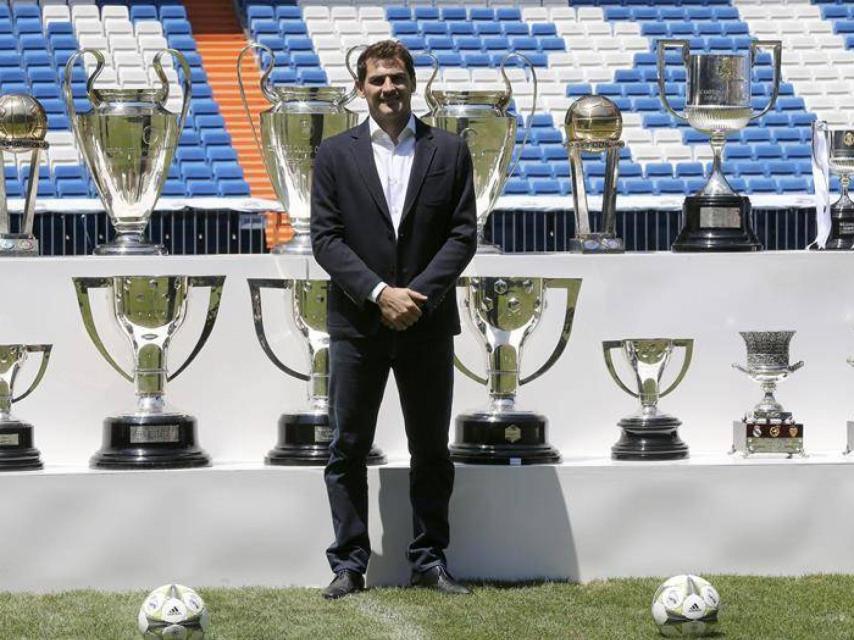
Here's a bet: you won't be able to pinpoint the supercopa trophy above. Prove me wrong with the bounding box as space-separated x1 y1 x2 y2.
64 48 191 255
602 339 693 460
0 95 48 255
248 278 385 465
0 344 51 470
812 121 854 249
732 331 804 457
657 39 781 252
73 275 224 468
237 43 359 254
565 95 625 253
452 277 581 464
424 53 537 253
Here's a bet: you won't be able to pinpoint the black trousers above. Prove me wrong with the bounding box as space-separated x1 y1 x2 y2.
324 332 455 574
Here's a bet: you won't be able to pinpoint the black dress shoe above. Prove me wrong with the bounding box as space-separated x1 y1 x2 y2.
322 570 365 600
410 565 471 595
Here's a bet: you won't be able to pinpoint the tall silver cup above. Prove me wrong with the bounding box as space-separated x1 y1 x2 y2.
64 49 192 255
812 121 854 249
0 344 51 470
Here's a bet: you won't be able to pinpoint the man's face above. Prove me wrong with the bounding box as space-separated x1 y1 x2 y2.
358 56 414 123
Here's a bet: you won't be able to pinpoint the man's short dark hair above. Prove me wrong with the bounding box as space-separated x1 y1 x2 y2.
356 40 416 85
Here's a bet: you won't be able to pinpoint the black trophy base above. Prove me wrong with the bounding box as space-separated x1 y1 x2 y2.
611 414 689 461
671 195 761 253
0 420 42 471
450 410 560 465
818 203 854 250
265 412 386 466
91 413 210 469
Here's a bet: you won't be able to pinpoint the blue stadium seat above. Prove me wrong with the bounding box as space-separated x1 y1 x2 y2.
57 179 89 197
274 6 301 20
426 36 454 50
449 22 474 36
474 23 501 37
163 180 187 197
187 180 217 196
201 129 232 146
414 6 439 21
163 18 192 35
655 178 688 195
386 7 410 21
645 163 673 178
422 22 448 36
463 53 490 67
531 178 561 195
177 148 206 163
504 178 530 195
525 162 553 178
213 162 243 178
168 36 196 51
392 21 418 36
218 180 250 197
441 7 466 21
436 52 463 67
675 163 704 177
299 69 327 84
398 35 425 51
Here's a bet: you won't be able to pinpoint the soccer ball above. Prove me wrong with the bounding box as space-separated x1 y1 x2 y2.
651 574 720 637
138 583 209 639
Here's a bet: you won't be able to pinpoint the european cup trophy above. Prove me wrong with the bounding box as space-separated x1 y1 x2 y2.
0 344 51 470
237 43 359 254
564 95 625 253
602 339 693 460
0 94 48 256
657 39 781 252
424 53 537 253
73 275 224 468
452 277 581 464
732 330 804 457
812 121 854 250
248 278 385 465
64 48 192 255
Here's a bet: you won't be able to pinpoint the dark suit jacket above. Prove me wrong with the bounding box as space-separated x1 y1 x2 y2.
310 117 477 340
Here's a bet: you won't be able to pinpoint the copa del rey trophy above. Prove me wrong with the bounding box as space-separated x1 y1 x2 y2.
0 94 48 256
657 39 781 252
73 276 224 469
452 277 581 464
811 121 854 250
64 48 192 255
0 344 51 470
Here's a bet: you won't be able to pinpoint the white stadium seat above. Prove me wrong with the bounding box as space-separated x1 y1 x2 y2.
139 35 168 51
77 34 107 50
302 6 329 20
330 7 357 21
71 5 100 21
306 20 335 35
104 19 133 35
135 22 163 37
101 5 129 20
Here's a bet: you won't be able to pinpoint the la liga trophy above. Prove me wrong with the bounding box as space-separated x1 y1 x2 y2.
812 121 854 249
657 39 781 252
0 344 51 470
452 277 581 464
64 48 192 255
603 338 693 460
73 275 224 468
248 278 385 465
732 330 804 457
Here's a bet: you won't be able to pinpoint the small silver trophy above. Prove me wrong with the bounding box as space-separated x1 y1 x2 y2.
237 43 359 255
0 94 48 256
658 39 781 252
565 95 625 253
603 338 693 460
64 48 192 255
73 275 224 468
424 53 537 253
0 344 51 470
248 278 385 465
812 121 854 250
732 330 804 457
452 277 581 464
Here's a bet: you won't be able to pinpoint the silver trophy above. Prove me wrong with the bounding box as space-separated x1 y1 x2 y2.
452 277 582 464
812 121 854 249
248 278 385 465
0 94 48 256
64 48 192 255
0 344 51 470
603 338 693 460
658 39 781 252
237 44 359 254
732 330 804 457
424 53 537 253
73 275 224 468
565 95 625 253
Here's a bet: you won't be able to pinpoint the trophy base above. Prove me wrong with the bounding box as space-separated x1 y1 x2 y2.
821 201 854 249
819 238 854 251
611 414 688 461
91 413 210 469
450 410 559 465
271 233 314 255
731 419 805 458
0 420 42 471
265 411 386 466
671 195 761 252
94 235 167 256
568 234 624 254
475 241 502 254
0 234 38 257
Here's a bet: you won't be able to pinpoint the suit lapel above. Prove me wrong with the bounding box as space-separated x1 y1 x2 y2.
349 120 393 230
399 118 436 229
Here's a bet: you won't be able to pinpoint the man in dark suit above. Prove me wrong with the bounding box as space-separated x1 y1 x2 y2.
310 40 477 599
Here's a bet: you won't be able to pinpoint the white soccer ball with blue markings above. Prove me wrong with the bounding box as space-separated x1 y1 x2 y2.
138 583 209 639
651 574 720 637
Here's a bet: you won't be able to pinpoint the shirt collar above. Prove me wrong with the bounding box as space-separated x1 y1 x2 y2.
368 114 416 144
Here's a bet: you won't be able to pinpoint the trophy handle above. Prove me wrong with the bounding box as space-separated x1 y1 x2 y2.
11 344 52 404
602 340 639 399
656 39 689 122
152 49 193 132
167 276 226 381
237 43 275 158
452 276 488 386
749 40 782 121
659 339 694 398
788 360 804 373
520 278 581 386
247 278 310 382
341 45 363 107
63 48 104 119
500 52 538 183
423 52 440 114
732 362 750 375
73 277 133 383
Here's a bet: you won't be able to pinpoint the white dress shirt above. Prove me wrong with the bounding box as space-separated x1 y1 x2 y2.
367 114 417 303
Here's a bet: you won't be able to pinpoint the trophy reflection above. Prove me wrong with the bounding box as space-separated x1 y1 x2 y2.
74 275 224 468
453 277 581 464
248 278 385 465
603 339 693 460
812 121 854 250
0 344 51 470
